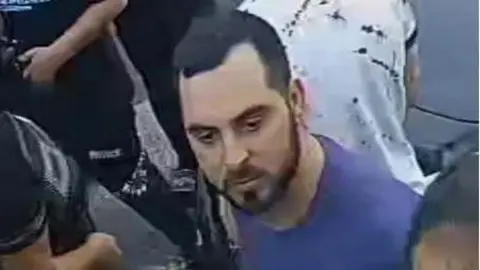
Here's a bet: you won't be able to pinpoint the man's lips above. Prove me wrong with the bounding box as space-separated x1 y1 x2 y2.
232 175 262 191
233 172 263 185
235 177 256 185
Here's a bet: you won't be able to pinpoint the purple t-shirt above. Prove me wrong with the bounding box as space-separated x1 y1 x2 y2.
236 137 420 270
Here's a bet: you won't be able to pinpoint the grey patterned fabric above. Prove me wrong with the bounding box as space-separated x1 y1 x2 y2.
0 111 94 255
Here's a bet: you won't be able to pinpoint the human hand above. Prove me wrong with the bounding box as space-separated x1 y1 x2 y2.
85 232 123 269
52 233 124 270
19 46 64 84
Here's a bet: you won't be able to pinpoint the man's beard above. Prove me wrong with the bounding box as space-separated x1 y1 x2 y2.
215 111 301 215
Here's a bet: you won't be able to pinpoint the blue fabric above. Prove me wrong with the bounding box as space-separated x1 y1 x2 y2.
236 137 421 270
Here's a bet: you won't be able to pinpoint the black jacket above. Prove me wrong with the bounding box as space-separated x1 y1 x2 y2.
115 0 214 74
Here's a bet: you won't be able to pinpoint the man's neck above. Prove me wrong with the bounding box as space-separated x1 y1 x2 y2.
260 134 325 230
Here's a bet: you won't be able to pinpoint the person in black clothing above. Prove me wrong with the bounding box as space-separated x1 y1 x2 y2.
0 112 123 270
0 0 198 263
0 111 237 270
115 0 214 173
114 3 236 265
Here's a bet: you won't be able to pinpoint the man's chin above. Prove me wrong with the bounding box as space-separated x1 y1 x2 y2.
235 196 276 215
225 185 279 214
241 203 272 215
224 195 266 214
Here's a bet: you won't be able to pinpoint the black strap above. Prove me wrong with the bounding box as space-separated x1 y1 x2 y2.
194 170 240 269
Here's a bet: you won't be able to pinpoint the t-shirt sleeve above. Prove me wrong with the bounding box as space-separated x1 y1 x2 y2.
0 129 47 255
399 0 418 50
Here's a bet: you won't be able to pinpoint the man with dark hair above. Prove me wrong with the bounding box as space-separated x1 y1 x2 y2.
115 0 214 173
175 11 421 269
176 11 290 93
238 0 426 192
407 152 479 270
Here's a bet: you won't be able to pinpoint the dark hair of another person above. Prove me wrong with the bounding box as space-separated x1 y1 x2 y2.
174 10 291 96
405 152 479 267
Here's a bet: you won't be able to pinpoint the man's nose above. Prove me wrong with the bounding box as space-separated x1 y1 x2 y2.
223 138 248 170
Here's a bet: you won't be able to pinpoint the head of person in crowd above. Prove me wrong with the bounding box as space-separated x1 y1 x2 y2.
175 11 316 220
407 152 479 270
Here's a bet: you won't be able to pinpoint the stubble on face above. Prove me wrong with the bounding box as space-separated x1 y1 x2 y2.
223 114 299 215
180 44 300 215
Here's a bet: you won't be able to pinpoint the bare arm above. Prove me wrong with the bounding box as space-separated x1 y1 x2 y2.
48 0 128 66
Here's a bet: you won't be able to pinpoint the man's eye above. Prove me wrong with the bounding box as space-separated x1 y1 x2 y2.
195 131 217 145
242 118 262 132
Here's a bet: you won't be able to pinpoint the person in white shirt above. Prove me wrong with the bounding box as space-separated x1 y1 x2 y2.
238 0 427 192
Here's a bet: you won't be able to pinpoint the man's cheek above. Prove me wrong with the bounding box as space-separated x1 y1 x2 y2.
195 153 222 186
191 144 213 168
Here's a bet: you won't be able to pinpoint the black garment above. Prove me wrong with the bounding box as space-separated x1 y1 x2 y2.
115 4 237 268
1 0 200 258
115 0 214 171
0 37 140 185
0 112 94 256
3 0 140 180
0 112 236 270
115 3 236 267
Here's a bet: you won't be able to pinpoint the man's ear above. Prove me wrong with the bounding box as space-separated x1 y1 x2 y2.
288 78 308 124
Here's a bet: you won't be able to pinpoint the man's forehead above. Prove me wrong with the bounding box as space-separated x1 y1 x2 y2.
180 44 283 125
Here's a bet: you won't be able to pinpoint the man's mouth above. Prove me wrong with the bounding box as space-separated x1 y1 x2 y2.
233 177 259 191
236 177 255 184
234 171 263 185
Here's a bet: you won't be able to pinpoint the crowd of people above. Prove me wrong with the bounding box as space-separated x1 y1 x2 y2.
0 0 477 269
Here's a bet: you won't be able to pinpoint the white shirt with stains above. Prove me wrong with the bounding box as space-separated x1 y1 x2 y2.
238 0 427 192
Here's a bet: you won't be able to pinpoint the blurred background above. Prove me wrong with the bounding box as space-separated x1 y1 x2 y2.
405 0 478 163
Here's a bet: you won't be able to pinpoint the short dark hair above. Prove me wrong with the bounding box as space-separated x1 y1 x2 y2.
406 152 479 266
174 10 291 95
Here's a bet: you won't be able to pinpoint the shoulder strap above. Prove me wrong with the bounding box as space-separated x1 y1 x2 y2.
194 170 240 269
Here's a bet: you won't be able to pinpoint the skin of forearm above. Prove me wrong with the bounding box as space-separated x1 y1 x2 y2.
49 0 128 66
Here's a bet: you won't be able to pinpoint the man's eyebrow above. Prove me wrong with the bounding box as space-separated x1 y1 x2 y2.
186 124 217 133
186 105 269 132
232 105 269 123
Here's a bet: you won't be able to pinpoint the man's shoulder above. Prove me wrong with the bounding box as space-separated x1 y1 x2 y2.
321 135 420 231
320 137 419 266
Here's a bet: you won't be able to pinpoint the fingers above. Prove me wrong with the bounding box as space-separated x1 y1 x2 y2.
20 48 39 79
22 64 35 79
86 232 121 253
18 47 38 62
